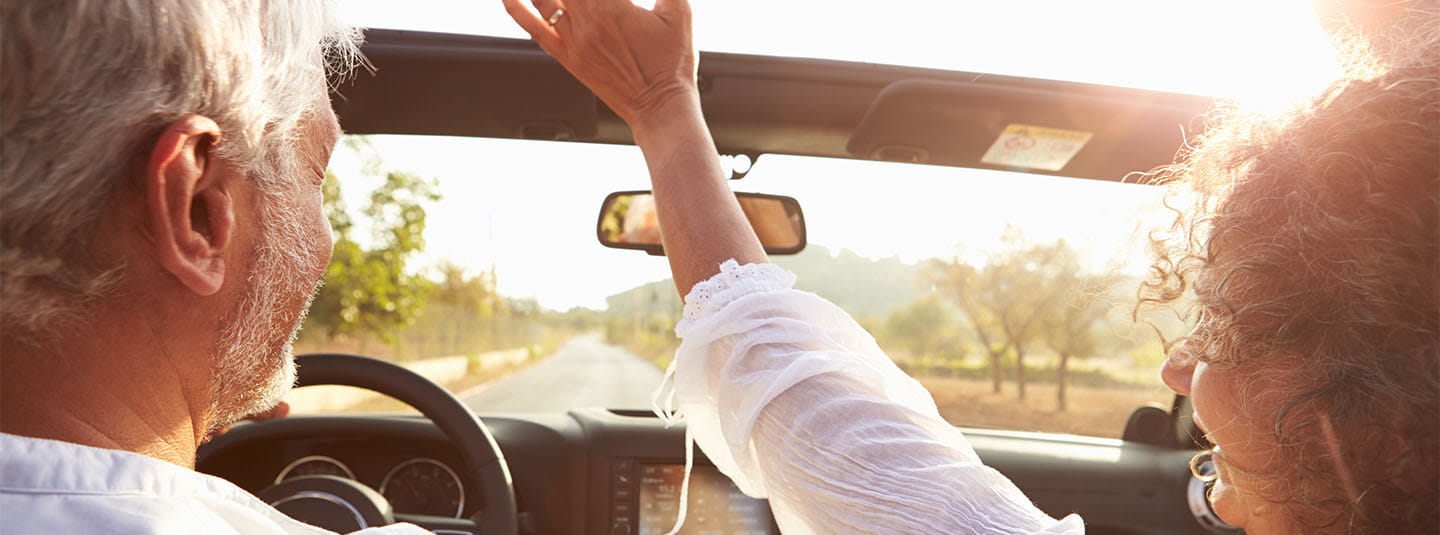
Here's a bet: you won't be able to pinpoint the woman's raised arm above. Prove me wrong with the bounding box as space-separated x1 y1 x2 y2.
500 4 1082 534
500 0 765 297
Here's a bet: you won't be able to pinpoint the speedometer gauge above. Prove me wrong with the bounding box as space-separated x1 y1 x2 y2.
274 455 356 484
379 458 465 518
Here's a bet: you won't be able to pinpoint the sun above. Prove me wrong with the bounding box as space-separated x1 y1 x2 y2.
1169 1 1344 111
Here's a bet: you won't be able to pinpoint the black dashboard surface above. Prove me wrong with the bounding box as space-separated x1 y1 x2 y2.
198 408 1210 535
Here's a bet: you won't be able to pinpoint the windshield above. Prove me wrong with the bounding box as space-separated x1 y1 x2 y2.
290 1 1345 439
292 134 1179 438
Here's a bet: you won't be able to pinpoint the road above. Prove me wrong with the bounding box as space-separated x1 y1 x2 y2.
462 334 666 412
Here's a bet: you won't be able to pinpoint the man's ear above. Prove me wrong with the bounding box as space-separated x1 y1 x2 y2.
144 115 235 296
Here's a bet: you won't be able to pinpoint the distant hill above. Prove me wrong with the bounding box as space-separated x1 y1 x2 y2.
604 279 681 318
603 245 920 320
775 246 919 319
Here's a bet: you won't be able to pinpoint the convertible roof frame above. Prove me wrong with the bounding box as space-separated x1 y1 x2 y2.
333 30 1216 183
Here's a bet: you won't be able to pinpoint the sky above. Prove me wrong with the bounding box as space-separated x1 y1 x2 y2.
331 1 1345 311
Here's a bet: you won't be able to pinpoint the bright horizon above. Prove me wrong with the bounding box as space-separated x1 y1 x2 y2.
331 1 1344 312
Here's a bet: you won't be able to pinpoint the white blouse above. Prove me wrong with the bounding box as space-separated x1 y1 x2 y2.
656 260 1084 535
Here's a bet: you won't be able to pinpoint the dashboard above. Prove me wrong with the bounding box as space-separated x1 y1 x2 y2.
198 408 1215 535
273 454 467 518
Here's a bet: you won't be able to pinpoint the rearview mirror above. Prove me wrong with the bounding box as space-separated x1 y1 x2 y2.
597 191 807 255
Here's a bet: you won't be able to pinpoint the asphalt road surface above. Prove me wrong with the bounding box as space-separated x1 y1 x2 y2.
462 334 666 413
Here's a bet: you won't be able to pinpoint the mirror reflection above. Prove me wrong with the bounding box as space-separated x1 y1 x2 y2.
598 191 806 255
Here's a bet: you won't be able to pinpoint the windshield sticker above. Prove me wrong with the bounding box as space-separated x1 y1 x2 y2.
980 124 1093 172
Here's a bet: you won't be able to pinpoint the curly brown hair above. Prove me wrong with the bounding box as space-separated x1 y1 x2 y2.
1138 9 1439 534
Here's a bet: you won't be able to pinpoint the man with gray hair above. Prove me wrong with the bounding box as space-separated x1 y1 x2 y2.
0 2 428 532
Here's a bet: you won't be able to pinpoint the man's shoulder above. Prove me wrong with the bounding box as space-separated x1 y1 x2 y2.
0 434 432 534
0 433 231 497
0 433 327 534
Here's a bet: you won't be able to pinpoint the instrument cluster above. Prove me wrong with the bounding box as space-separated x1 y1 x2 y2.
274 455 465 518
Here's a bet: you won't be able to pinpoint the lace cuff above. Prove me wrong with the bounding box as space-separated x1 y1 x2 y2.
676 260 796 337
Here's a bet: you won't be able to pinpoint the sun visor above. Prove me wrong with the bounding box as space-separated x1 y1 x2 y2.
846 79 1210 182
332 32 598 141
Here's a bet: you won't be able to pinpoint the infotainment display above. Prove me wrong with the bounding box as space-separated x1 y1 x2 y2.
634 463 775 535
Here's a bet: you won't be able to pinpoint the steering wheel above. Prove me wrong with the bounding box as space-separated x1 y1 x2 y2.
204 353 518 535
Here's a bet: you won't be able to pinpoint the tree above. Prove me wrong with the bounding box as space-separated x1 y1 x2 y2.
883 295 967 374
924 259 1010 393
925 232 1075 400
304 137 441 347
989 237 1074 401
419 261 498 355
1037 250 1117 411
434 262 497 314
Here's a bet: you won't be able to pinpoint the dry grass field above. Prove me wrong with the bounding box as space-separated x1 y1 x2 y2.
310 372 1169 438
919 376 1174 439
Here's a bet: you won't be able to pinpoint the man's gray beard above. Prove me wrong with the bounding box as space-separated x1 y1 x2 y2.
205 189 326 436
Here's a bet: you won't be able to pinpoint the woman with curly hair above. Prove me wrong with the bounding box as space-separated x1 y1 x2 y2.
1147 16 1439 534
504 0 1437 533
1145 11 1439 530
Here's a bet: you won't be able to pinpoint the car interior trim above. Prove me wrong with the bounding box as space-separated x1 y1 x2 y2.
274 455 358 485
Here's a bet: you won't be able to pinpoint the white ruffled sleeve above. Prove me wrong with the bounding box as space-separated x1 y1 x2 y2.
664 260 1084 535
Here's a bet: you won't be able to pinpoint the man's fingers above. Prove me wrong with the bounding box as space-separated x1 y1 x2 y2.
501 0 562 50
261 401 291 421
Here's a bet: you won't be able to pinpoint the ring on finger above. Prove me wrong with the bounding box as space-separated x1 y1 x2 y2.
547 8 565 26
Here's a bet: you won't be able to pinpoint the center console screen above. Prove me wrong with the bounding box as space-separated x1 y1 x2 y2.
625 463 775 535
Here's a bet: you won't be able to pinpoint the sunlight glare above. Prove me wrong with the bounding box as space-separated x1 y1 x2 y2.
342 0 1344 107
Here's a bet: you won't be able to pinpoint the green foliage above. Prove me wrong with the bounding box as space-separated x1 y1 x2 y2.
597 194 632 243
1037 248 1115 359
304 139 441 346
882 295 968 365
298 136 576 362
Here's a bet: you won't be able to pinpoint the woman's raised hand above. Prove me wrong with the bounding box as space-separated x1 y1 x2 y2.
502 0 765 297
500 0 698 133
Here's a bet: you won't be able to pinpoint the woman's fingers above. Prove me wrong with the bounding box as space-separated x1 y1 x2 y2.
500 0 697 124
558 0 616 16
653 0 691 17
501 0 562 50
530 0 567 20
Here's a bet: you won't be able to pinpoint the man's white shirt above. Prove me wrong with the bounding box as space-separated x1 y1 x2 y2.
0 432 429 534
